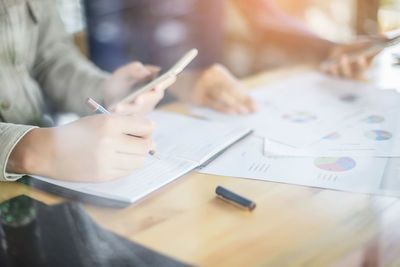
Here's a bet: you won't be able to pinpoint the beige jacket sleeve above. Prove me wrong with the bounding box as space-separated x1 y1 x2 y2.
0 123 37 181
0 0 112 181
31 0 110 116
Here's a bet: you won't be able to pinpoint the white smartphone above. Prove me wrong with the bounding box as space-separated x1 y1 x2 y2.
363 34 400 55
320 34 400 71
113 48 198 107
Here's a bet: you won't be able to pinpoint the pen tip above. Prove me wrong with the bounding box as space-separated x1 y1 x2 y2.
150 150 161 159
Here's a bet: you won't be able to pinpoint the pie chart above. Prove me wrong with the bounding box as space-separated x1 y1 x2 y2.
323 132 341 140
365 130 392 141
314 157 356 172
364 115 384 123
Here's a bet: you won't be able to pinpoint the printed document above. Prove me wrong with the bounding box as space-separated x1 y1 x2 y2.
31 111 251 205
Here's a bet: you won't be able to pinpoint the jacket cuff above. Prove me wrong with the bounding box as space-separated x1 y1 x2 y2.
0 125 38 181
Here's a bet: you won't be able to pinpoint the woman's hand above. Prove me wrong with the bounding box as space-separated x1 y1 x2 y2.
7 115 155 182
103 62 176 116
191 64 257 114
321 37 385 79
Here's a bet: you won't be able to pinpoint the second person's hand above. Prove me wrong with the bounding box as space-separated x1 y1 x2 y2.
191 64 257 114
321 37 386 79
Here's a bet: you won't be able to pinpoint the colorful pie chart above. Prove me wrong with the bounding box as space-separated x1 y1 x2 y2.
364 130 392 141
314 157 356 172
363 115 384 123
323 132 341 140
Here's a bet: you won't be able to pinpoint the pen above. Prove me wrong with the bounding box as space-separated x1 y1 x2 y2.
215 186 256 211
86 97 160 159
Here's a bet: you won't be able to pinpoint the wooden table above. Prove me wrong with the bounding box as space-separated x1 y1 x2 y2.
2 65 400 267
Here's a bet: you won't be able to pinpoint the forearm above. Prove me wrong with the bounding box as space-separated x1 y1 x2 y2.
34 47 109 115
6 128 53 178
232 0 336 59
32 0 110 116
0 123 40 181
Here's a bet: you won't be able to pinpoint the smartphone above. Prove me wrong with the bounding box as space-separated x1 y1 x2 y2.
320 34 400 71
363 34 400 55
112 48 198 108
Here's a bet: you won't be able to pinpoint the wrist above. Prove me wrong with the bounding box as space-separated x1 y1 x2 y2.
7 128 54 177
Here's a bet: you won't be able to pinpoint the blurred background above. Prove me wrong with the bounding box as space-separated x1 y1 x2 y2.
57 0 400 78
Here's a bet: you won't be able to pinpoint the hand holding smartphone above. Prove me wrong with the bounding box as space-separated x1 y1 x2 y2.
110 49 198 109
320 34 400 72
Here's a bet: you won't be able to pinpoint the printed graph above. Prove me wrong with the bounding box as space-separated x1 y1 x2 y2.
363 115 384 123
323 132 341 140
364 130 392 141
314 157 356 172
247 162 270 174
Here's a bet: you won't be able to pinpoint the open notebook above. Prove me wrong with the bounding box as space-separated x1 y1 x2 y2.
27 110 252 207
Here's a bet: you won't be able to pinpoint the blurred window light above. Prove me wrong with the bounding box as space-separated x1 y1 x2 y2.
154 20 188 47
305 4 354 42
56 0 86 34
94 21 121 43
379 0 400 32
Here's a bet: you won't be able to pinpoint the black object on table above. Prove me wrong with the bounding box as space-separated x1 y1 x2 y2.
0 195 190 267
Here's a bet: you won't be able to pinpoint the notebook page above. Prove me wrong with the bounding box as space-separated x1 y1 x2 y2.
32 154 197 203
147 110 252 164
30 111 251 203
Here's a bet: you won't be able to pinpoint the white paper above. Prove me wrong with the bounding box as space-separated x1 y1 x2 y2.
191 72 400 147
146 110 251 164
33 155 197 203
200 136 390 196
375 158 400 197
32 111 251 203
265 107 400 157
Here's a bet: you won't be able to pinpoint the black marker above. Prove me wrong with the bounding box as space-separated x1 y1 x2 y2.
216 186 256 211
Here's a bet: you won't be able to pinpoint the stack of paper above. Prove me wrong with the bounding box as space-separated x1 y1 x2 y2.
192 72 400 197
30 111 252 206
